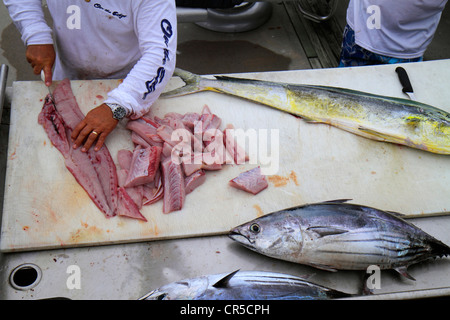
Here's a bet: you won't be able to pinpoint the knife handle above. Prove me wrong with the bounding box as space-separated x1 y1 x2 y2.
395 67 414 94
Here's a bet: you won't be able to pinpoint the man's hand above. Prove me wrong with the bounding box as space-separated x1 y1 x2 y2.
71 104 119 152
26 44 55 86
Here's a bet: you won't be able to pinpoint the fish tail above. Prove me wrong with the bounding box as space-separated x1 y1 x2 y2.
429 238 450 258
161 68 211 98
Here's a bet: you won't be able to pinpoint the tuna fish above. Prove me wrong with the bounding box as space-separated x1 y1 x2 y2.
228 200 450 280
162 69 450 155
139 269 352 300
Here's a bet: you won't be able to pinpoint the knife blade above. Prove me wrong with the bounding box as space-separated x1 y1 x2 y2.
41 69 58 110
395 66 416 101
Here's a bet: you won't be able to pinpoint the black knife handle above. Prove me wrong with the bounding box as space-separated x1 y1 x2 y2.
395 67 414 94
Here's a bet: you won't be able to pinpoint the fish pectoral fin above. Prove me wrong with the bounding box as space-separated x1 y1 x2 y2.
306 226 349 238
394 266 416 281
309 263 338 272
357 127 397 142
296 114 327 124
212 269 240 288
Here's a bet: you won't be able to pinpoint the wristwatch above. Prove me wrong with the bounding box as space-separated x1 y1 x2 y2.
105 103 128 120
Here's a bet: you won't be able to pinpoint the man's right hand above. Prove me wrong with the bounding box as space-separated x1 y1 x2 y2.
26 44 55 86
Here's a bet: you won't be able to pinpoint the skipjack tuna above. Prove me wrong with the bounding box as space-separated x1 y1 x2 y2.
139 269 352 300
228 200 450 280
162 69 450 154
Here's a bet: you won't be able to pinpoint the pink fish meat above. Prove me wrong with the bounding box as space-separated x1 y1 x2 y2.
229 166 268 195
124 146 162 188
117 187 146 220
126 119 163 147
38 79 146 221
185 170 206 194
161 157 185 214
224 124 249 164
122 104 261 214
117 149 133 170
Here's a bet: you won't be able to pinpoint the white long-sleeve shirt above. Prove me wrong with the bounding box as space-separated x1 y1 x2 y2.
4 0 177 119
347 0 447 59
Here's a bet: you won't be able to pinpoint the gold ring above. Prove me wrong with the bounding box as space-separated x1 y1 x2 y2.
92 131 99 136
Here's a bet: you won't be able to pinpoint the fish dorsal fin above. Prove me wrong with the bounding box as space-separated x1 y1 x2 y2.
306 226 349 238
394 266 416 281
212 270 240 288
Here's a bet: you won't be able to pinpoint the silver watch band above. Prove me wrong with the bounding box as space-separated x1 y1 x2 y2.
105 102 129 120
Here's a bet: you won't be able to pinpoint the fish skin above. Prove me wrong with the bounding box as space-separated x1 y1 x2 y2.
139 270 352 300
228 200 450 280
162 69 450 155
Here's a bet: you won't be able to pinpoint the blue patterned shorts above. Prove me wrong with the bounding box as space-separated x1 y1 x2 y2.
338 25 423 67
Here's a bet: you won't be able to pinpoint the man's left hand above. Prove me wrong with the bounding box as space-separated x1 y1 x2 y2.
71 103 119 152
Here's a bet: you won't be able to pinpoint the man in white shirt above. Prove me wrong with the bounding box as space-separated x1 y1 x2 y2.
4 0 177 152
339 0 447 67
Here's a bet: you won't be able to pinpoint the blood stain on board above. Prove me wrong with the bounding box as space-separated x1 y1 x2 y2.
253 204 264 218
268 170 299 187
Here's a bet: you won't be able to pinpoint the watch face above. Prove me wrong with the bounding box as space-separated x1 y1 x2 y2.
113 106 127 120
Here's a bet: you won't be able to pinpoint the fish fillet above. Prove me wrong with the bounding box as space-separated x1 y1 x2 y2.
38 79 146 221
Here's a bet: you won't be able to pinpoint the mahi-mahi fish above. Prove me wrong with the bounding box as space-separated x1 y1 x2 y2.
228 200 450 280
139 269 352 300
162 69 450 154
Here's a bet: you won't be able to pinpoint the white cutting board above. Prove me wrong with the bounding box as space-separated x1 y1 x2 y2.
1 60 450 252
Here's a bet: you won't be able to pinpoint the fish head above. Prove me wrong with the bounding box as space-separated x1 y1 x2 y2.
140 277 207 300
141 288 169 300
228 211 303 261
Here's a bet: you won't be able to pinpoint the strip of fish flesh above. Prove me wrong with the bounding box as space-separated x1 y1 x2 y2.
162 68 450 155
229 200 450 280
139 269 352 300
161 157 186 214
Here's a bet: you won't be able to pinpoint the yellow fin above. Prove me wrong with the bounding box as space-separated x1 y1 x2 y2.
357 127 399 142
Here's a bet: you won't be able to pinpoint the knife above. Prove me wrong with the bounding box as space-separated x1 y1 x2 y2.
41 70 58 111
395 66 416 101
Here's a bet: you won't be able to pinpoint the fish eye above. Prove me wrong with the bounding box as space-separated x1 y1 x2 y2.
156 293 167 300
249 223 260 233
